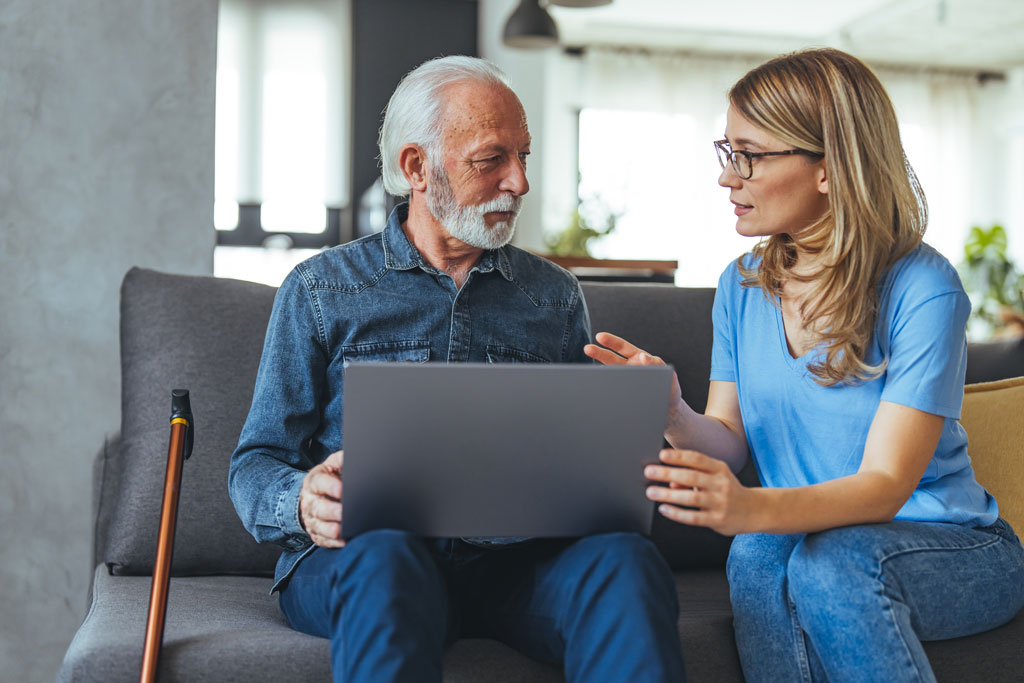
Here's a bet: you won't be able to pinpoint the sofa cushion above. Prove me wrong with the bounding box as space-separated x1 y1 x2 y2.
961 376 1024 533
104 268 281 576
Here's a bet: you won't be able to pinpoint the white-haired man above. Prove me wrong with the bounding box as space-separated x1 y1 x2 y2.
229 56 686 682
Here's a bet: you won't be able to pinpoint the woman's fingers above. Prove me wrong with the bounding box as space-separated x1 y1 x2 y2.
593 332 643 358
584 344 628 366
645 465 713 490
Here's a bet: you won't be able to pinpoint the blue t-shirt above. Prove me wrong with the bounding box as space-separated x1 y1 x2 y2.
709 243 998 526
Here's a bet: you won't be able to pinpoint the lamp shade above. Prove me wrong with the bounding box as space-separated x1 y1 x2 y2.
502 0 559 49
548 0 613 6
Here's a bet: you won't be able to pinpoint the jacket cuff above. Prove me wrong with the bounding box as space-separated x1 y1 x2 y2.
275 471 309 549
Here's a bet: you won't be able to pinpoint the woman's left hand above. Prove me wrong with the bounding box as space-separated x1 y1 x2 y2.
644 449 760 536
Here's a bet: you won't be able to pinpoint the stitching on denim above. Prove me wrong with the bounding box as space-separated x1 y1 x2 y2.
560 292 580 360
787 592 815 683
507 275 574 309
877 534 1002 565
308 265 390 294
296 261 329 350
875 564 930 682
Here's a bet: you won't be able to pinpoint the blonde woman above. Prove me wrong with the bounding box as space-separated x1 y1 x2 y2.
586 48 1024 682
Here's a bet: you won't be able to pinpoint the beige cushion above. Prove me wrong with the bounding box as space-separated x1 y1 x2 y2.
961 376 1024 533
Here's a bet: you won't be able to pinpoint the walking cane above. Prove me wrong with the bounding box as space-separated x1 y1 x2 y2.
140 389 195 683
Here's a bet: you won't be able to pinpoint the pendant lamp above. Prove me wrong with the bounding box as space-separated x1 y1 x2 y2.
502 0 559 49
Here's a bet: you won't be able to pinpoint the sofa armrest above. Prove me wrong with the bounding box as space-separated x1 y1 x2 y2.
92 432 122 573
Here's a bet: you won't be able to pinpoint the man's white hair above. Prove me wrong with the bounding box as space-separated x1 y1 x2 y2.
378 55 511 197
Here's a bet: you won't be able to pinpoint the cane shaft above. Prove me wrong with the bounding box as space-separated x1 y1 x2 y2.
140 419 188 683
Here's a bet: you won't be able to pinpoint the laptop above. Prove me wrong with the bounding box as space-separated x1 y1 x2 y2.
340 362 673 539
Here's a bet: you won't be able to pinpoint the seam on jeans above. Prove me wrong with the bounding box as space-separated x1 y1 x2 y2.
786 592 814 683
877 534 1002 565
877 569 928 682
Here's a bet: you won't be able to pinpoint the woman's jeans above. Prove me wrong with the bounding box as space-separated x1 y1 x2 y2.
727 518 1024 683
278 530 686 683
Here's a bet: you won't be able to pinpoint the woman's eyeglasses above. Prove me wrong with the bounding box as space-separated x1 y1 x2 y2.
714 139 820 179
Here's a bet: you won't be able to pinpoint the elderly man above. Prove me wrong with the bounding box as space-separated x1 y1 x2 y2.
229 56 685 683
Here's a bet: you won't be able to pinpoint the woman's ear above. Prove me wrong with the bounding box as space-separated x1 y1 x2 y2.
399 144 428 193
817 162 829 196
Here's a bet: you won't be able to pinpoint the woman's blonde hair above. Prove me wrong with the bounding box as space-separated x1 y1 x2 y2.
731 48 927 385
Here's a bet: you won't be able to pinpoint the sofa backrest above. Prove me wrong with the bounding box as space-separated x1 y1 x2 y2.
102 268 280 576
103 269 1023 578
100 270 739 577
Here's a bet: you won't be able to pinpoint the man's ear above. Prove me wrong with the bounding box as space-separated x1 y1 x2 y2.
399 144 429 193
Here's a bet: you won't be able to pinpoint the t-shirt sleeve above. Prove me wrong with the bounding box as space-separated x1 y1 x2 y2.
880 289 970 419
710 262 738 382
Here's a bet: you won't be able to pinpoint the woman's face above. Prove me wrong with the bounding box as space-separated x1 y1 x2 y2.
718 106 829 240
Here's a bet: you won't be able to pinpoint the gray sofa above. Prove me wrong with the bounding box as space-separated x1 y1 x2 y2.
60 267 1024 682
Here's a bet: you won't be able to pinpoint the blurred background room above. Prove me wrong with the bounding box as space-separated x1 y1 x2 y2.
2 1 1023 681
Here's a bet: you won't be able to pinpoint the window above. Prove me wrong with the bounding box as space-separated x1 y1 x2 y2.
214 0 351 284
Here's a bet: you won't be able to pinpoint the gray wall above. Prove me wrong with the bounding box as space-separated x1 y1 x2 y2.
0 1 218 680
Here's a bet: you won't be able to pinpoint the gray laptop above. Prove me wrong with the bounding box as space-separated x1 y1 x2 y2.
340 362 673 539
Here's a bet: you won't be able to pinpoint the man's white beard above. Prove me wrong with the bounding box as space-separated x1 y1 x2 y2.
426 164 522 250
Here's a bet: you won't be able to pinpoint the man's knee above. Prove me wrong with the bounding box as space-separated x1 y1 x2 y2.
334 529 437 588
572 532 675 597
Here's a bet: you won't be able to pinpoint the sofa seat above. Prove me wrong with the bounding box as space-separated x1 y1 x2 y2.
61 564 743 682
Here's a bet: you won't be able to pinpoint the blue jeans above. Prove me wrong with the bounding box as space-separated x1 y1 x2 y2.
278 530 687 683
727 519 1024 683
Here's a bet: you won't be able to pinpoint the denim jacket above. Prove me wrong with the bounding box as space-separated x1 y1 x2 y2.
228 204 593 591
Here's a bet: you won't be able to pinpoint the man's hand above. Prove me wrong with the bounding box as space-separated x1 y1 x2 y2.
299 450 345 548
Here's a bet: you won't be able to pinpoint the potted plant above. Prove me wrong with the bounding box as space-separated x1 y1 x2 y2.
958 224 1024 340
545 197 619 259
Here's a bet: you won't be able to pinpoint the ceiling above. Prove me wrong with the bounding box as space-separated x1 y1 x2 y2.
548 0 1024 72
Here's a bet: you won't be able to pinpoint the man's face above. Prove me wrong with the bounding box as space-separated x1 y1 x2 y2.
425 82 531 250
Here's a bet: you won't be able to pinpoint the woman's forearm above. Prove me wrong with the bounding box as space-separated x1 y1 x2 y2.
664 399 749 473
747 471 910 534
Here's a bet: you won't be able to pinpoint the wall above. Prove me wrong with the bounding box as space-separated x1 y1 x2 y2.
0 1 218 680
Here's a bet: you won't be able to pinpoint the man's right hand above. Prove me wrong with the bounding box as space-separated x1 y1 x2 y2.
299 450 345 548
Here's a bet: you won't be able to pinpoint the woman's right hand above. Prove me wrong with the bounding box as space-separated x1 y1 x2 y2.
584 332 684 417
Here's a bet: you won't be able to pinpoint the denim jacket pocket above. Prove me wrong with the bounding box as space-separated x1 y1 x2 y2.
342 339 430 365
485 344 551 364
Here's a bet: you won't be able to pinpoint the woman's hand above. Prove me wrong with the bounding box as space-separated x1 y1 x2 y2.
644 449 761 536
584 332 684 416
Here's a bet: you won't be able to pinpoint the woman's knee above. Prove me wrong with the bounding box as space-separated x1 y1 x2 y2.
727 533 801 588
786 528 879 608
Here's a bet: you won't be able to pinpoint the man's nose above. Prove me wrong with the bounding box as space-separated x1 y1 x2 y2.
499 157 529 196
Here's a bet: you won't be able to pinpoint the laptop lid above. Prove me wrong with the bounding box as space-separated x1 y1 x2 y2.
341 362 673 539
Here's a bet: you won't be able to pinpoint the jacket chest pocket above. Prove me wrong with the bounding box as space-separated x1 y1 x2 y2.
485 344 551 364
342 339 430 365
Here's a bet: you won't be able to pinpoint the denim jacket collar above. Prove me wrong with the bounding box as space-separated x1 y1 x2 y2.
382 202 514 282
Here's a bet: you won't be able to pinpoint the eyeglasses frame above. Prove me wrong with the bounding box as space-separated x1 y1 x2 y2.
713 139 821 180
